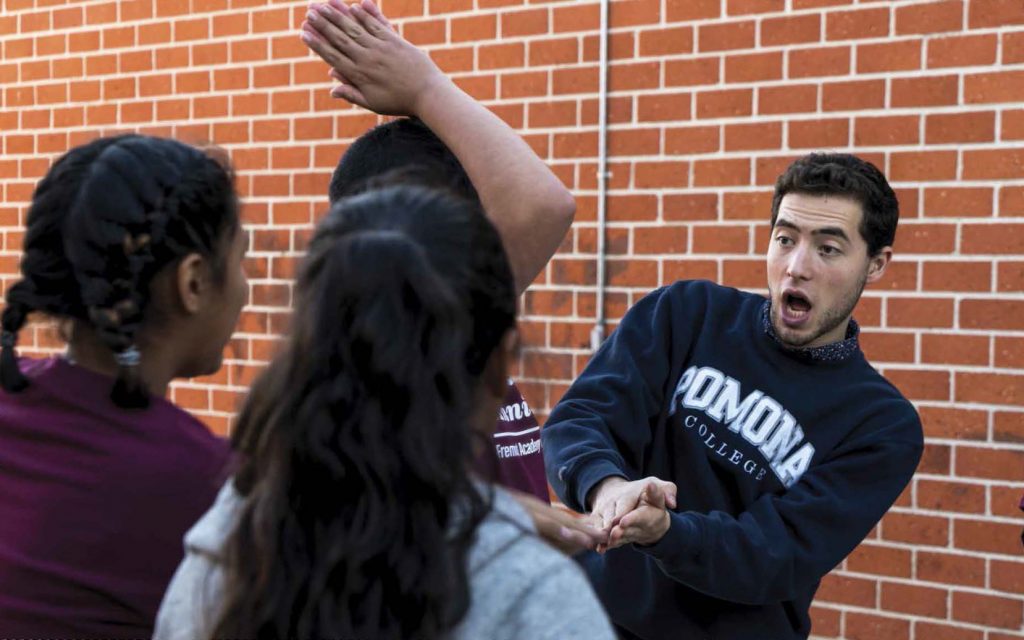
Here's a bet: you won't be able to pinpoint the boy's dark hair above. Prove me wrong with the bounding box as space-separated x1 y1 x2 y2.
329 117 479 204
215 185 516 640
0 134 239 408
771 153 899 256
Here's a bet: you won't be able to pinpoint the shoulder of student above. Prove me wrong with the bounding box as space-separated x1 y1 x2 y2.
459 488 615 640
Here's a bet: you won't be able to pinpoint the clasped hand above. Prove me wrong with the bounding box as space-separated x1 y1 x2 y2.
587 476 677 552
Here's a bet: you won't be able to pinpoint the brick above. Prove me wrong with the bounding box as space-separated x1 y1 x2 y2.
552 4 598 33
856 40 922 73
758 84 817 115
923 187 993 218
991 559 1024 594
638 26 694 56
634 226 689 254
881 582 948 618
817 574 877 607
665 125 720 154
608 0 659 28
896 1 963 34
927 111 997 144
727 0 784 14
1007 31 1024 63
846 543 912 577
666 0 721 21
927 33 997 68
605 195 658 223
844 612 910 640
914 622 983 640
995 336 1024 368
698 20 756 53
854 115 919 146
724 51 782 83
788 46 850 78
722 191 771 221
917 551 986 587
968 0 1024 28
665 193 719 221
634 161 688 189
956 518 1024 555
882 512 949 546
890 151 958 182
609 128 659 156
724 122 781 151
952 592 1023 629
665 58 720 87
965 70 1024 104
451 14 495 42
696 89 752 119
918 478 986 513
721 259 765 288
424 0 471 13
884 368 950 401
788 118 849 149
888 297 954 328
480 43 524 70
891 75 959 107
760 14 821 46
1004 109 1024 140
860 331 915 363
582 32 635 63
809 606 840 638
694 158 751 187
956 446 1024 481
962 222 1024 253
553 66 598 95
609 61 659 91
692 224 750 252
637 92 691 122
1001 187 1024 216
922 262 992 294
826 8 890 41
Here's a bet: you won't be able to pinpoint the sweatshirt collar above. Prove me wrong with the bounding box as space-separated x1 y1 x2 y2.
760 300 860 363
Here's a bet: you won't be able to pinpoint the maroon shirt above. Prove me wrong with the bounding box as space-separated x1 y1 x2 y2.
476 379 550 503
0 358 230 638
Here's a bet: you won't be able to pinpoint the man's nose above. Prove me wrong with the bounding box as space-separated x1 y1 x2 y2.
786 244 813 280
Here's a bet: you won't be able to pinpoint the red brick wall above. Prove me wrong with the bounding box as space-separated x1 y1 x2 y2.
2 0 1023 637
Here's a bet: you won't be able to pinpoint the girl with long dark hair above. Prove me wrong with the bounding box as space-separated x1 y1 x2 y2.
0 135 247 637
155 185 614 640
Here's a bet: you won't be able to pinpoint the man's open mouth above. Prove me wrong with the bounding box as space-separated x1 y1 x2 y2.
781 290 812 325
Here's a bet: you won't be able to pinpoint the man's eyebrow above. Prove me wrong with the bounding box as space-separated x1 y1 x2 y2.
774 218 850 242
815 227 850 242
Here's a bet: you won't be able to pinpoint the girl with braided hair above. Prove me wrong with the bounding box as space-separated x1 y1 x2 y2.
0 134 247 637
155 185 614 640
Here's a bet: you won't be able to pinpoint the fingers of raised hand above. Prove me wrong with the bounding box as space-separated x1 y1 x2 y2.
360 0 395 31
309 3 365 51
301 24 351 71
350 1 390 39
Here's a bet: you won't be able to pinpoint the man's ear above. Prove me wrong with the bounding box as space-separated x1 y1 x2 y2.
174 253 209 315
866 246 893 285
481 329 518 399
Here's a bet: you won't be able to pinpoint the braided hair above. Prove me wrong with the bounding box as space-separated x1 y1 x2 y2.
214 185 517 640
0 134 239 408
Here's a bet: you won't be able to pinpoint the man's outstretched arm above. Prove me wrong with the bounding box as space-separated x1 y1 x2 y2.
303 0 574 295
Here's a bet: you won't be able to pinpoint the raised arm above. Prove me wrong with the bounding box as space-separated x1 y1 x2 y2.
302 0 574 294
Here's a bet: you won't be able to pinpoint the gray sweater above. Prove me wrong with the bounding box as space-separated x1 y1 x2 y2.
155 481 615 640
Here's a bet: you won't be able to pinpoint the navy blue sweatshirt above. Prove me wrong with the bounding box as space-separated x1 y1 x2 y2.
542 280 923 640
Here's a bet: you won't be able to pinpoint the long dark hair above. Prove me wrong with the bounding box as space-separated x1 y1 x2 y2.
213 185 516 640
0 134 239 407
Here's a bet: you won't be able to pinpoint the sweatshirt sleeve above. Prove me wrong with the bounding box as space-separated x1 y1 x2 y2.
542 285 683 513
635 410 923 605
